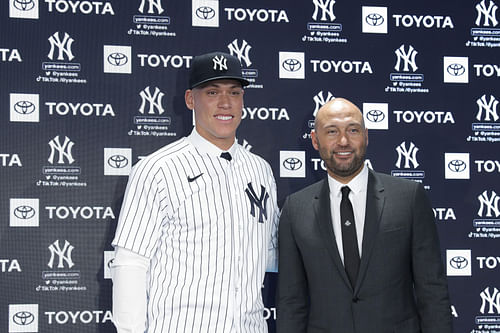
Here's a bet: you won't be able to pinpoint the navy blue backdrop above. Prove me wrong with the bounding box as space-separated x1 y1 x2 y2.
1 0 500 332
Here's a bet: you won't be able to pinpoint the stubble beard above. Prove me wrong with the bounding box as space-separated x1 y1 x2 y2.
318 142 366 178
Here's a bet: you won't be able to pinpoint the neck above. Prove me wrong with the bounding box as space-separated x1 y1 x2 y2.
195 129 235 151
208 135 235 151
327 165 364 184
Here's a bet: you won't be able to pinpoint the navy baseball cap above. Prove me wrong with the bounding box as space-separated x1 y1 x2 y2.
188 52 249 89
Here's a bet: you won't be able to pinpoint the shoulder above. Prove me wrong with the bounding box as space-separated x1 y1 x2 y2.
237 145 273 173
287 178 326 201
280 179 325 217
369 170 424 200
370 170 421 189
131 137 192 175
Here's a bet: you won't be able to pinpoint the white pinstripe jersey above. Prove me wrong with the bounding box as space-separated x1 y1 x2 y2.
112 130 279 333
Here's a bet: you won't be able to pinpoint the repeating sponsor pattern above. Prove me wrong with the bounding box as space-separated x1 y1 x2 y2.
1 0 499 332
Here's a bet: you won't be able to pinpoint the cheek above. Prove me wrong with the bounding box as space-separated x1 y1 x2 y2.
355 138 367 150
197 99 213 111
195 108 211 125
236 109 243 120
316 136 334 149
234 100 244 112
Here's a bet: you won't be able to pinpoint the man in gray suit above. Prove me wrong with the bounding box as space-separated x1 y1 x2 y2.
277 97 452 333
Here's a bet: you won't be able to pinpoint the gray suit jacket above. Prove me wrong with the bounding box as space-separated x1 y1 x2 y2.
277 170 452 333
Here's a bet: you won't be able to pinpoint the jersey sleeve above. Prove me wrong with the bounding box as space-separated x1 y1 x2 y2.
112 158 166 258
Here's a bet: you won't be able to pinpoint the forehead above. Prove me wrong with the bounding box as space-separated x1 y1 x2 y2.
317 106 363 127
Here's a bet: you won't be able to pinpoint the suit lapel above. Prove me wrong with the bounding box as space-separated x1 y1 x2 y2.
313 178 352 289
355 170 385 291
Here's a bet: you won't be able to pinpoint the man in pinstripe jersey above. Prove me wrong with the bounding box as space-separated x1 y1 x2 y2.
110 52 279 333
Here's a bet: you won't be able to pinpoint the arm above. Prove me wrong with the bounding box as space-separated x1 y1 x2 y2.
111 159 165 332
111 247 149 333
411 184 453 333
266 174 279 273
276 197 308 333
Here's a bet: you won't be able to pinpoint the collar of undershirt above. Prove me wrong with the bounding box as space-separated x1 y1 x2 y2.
327 164 369 198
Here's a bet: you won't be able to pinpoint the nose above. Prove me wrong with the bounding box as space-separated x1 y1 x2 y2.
217 92 231 108
339 132 349 145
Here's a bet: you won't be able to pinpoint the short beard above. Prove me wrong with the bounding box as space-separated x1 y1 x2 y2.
317 141 365 178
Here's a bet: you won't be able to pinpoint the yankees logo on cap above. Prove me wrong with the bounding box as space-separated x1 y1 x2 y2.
189 52 249 89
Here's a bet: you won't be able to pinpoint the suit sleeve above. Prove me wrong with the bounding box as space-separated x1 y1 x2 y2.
411 184 453 333
276 196 309 333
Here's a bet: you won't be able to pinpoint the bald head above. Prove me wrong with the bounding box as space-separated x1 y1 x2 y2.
314 98 365 132
311 97 368 183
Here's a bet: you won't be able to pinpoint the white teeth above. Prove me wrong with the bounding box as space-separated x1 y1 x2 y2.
337 152 351 155
216 115 232 120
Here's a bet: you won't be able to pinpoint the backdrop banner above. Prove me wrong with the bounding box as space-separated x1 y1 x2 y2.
1 1 499 332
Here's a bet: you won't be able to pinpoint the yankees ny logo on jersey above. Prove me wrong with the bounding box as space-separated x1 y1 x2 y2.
245 182 269 223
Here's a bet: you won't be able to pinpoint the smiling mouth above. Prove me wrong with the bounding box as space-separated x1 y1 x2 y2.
215 115 233 120
336 151 352 156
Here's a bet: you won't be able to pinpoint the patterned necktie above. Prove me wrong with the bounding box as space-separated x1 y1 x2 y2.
340 186 360 289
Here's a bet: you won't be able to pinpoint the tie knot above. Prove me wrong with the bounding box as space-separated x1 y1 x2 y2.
341 186 351 198
220 152 232 161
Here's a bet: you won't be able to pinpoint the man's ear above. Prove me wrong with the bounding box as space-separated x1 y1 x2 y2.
185 89 194 110
311 130 319 151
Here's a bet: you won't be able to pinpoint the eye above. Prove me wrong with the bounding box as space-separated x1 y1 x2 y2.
206 90 218 96
348 126 362 135
230 90 242 96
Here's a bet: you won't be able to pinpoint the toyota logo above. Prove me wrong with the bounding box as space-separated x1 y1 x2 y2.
449 256 468 269
14 0 35 11
14 101 36 115
14 205 36 219
366 109 385 123
448 159 466 172
365 13 384 26
13 311 35 326
108 155 129 168
283 157 303 171
107 52 128 66
282 58 302 72
447 63 465 76
196 6 215 20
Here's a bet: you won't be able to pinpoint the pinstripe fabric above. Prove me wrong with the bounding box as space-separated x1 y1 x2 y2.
112 130 278 333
